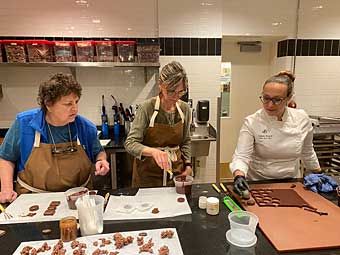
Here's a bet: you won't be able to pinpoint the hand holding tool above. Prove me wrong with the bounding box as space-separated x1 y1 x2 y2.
233 175 250 197
0 204 13 220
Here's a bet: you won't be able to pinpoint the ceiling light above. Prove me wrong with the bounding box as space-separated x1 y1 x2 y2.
92 19 101 24
312 5 323 10
200 2 213 6
272 22 282 26
76 0 88 4
127 28 132 31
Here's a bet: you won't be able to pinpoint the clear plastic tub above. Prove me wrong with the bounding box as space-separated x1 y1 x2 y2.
137 44 160 63
174 175 193 195
26 40 54 62
75 41 95 62
54 41 75 62
3 40 26 63
65 187 89 210
116 41 135 62
226 211 259 247
76 195 104 236
95 41 115 62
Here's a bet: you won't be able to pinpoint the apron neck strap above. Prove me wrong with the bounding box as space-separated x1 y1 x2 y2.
149 96 185 127
149 96 161 127
34 131 41 147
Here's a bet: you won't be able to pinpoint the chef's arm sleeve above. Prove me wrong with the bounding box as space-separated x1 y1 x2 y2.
124 105 149 160
229 119 254 177
301 121 320 171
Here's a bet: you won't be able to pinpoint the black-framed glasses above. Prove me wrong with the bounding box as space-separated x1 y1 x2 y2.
52 146 78 155
167 89 187 97
259 95 286 105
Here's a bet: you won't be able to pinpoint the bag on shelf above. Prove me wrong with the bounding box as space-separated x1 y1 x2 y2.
3 40 26 63
137 43 160 63
95 41 115 62
26 40 54 63
54 41 75 62
75 41 95 62
116 41 136 62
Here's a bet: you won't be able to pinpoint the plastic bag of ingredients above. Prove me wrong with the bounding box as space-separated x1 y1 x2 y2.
26 40 54 62
95 41 115 62
3 40 26 63
75 41 95 62
54 41 75 62
116 41 135 62
137 43 160 63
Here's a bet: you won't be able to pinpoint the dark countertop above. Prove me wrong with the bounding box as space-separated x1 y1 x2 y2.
1 181 340 255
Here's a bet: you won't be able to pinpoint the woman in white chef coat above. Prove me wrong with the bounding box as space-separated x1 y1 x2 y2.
230 71 321 195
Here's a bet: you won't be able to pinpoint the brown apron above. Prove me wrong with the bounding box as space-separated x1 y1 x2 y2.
132 96 185 188
16 131 93 195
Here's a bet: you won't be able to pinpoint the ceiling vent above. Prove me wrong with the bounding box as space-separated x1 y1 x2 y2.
237 41 262 52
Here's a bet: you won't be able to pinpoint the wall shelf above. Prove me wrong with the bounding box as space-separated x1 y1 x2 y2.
0 62 160 68
0 62 160 83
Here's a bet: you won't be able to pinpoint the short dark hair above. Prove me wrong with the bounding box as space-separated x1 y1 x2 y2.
37 73 82 112
264 71 295 97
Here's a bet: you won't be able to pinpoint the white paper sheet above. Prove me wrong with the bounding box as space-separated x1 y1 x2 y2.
99 139 111 146
12 228 183 255
104 187 192 220
0 192 78 224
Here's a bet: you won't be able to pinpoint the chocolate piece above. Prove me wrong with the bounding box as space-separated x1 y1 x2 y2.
158 245 170 255
89 191 97 195
290 184 297 188
138 232 148 237
50 201 61 206
42 228 52 235
22 212 37 217
247 199 255 206
43 210 55 216
177 197 185 203
241 190 250 200
47 206 57 210
151 208 159 214
29 205 39 211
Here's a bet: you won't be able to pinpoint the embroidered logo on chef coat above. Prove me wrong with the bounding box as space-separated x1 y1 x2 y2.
258 129 272 140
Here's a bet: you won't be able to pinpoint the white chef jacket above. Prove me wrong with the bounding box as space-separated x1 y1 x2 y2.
230 107 320 181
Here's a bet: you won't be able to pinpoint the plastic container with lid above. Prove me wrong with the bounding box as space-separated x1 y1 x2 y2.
59 216 77 242
26 40 54 62
174 175 193 195
95 41 115 62
65 187 89 210
54 41 75 62
116 41 135 62
226 211 259 247
137 43 160 63
3 40 26 63
75 41 95 62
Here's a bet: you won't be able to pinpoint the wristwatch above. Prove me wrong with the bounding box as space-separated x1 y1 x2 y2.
184 162 192 168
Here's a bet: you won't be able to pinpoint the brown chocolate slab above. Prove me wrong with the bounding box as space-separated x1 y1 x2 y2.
228 182 340 252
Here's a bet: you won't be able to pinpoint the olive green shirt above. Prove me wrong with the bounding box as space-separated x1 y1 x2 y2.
124 97 191 160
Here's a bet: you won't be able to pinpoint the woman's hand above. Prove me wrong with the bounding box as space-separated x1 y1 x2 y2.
150 148 169 170
179 166 192 176
95 159 110 176
0 190 17 203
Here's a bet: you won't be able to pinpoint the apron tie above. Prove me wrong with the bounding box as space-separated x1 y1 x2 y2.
155 146 180 186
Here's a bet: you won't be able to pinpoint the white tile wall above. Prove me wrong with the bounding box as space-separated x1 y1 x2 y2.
298 0 340 39
158 0 222 37
0 67 158 127
0 0 158 37
222 0 297 37
294 57 340 117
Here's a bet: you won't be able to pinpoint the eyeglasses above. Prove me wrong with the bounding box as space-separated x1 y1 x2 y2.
52 146 78 155
167 89 187 97
259 95 286 105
